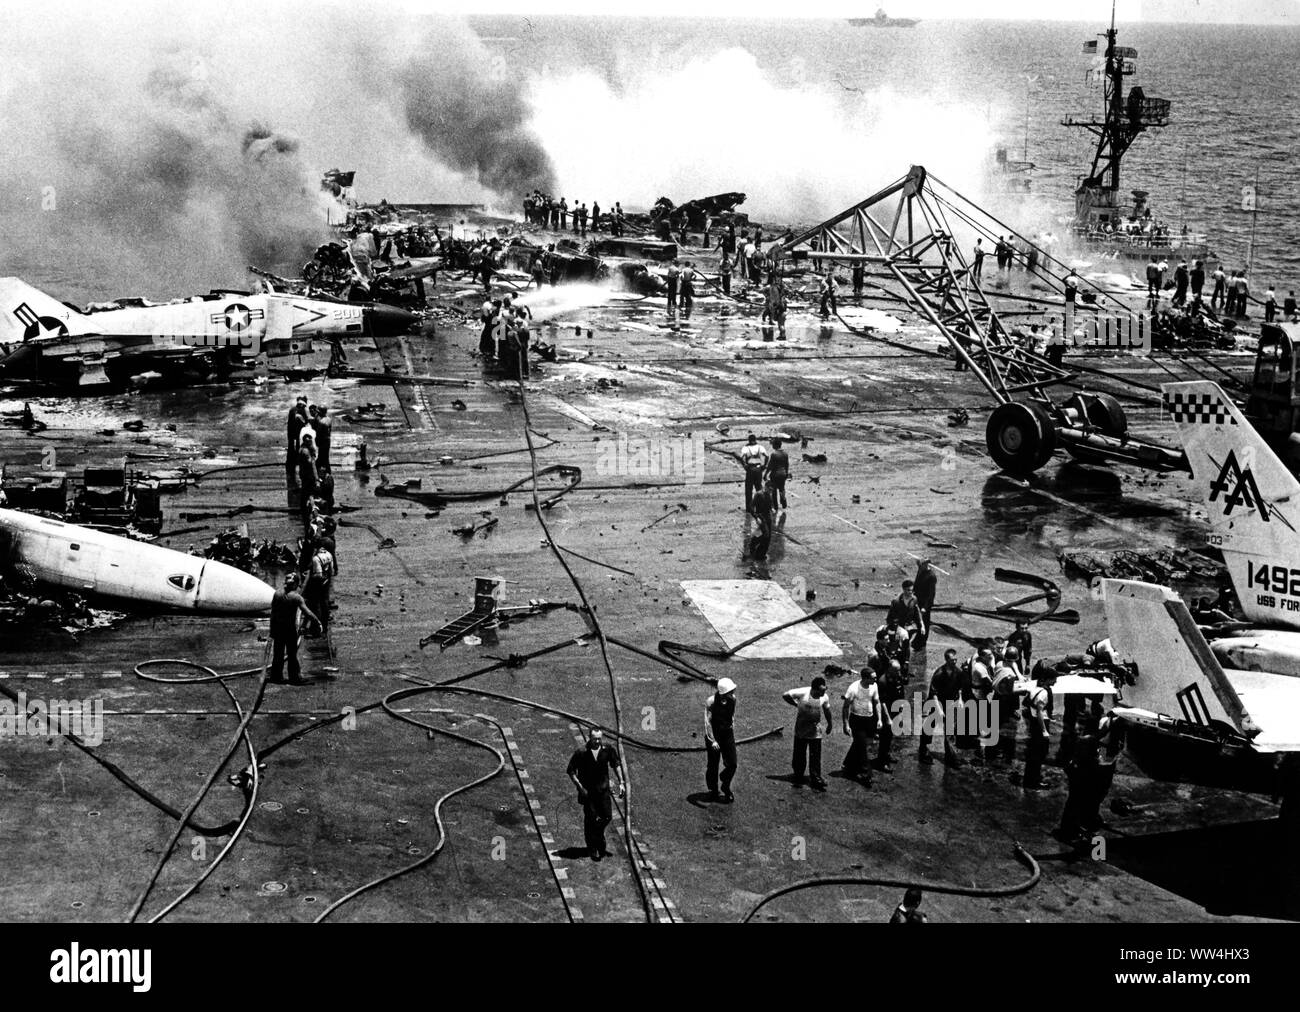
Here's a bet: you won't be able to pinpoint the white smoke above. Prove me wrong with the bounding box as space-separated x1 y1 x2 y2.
528 47 1007 224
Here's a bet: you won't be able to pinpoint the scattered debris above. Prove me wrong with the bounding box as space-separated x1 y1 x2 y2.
641 503 688 533
1058 547 1222 585
201 525 297 573
451 513 498 539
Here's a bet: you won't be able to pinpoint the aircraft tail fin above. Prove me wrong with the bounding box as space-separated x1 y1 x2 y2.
0 278 79 344
1103 577 1258 737
1162 380 1300 628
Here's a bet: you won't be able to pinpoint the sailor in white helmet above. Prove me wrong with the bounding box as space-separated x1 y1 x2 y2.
705 678 739 802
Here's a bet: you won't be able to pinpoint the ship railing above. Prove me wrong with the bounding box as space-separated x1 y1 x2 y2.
1070 225 1209 249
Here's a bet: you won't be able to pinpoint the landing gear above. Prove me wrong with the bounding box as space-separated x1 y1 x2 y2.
986 401 1057 474
1062 392 1129 465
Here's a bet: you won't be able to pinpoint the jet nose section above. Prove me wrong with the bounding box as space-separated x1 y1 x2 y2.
366 303 420 336
196 560 275 614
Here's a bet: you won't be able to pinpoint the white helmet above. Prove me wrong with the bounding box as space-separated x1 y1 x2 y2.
716 678 737 695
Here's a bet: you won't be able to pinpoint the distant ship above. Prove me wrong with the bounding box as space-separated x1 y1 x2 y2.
1060 15 1212 265
848 9 918 28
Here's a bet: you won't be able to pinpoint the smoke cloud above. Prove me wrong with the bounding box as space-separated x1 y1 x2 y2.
0 4 554 302
398 21 556 201
528 47 1006 225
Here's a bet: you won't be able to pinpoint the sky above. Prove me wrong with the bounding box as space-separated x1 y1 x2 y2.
6 0 1295 24
385 0 1299 23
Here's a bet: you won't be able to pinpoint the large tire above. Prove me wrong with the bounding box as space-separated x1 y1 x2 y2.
987 401 1047 475
1026 402 1058 467
1084 392 1128 436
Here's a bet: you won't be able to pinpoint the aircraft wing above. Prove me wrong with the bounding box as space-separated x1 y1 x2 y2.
1223 669 1300 751
1012 674 1118 696
384 257 444 281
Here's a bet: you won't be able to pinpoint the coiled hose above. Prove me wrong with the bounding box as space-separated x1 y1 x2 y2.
740 842 1041 923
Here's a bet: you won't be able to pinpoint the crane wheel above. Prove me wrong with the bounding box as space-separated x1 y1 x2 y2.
1085 392 1128 435
987 401 1051 475
1026 403 1058 467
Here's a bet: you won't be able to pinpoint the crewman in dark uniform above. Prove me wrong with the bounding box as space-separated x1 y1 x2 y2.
750 481 774 558
269 573 319 685
286 397 309 489
889 887 928 923
887 580 926 644
919 648 964 766
566 728 624 860
297 431 319 530
874 658 903 770
1007 618 1033 671
766 438 790 510
310 405 333 475
678 265 695 319
665 260 681 316
704 677 738 802
913 559 937 649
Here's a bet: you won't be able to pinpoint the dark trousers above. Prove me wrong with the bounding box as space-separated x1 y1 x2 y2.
285 447 298 487
666 282 678 311
581 789 612 853
1057 762 1092 839
843 715 877 779
721 272 731 296
1024 734 1049 787
995 717 1018 761
819 292 836 319
305 576 330 634
299 487 316 529
270 633 300 682
680 293 693 319
875 704 896 765
1086 764 1116 830
769 473 788 508
920 699 960 760
706 729 737 794
1267 303 1277 323
744 468 763 511
914 605 933 648
792 737 823 780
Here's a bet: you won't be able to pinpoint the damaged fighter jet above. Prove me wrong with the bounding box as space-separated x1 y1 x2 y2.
0 277 419 389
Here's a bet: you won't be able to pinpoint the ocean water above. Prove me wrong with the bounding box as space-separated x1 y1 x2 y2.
484 15 1300 287
4 14 1297 302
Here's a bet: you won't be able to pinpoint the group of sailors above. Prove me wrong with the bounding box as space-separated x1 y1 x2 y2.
275 394 340 684
1084 216 1179 246
478 291 535 379
697 562 1124 837
523 191 626 237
